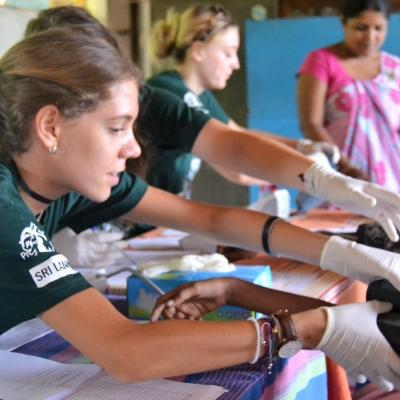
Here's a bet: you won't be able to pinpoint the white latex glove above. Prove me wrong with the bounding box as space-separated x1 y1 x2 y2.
316 301 400 391
321 236 400 290
297 138 340 165
304 163 400 242
52 227 128 268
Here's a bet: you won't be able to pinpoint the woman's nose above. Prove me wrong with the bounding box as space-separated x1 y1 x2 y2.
122 132 142 159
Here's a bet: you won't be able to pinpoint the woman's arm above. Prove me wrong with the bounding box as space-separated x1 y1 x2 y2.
40 288 258 382
297 75 369 180
125 186 327 265
40 283 400 389
297 74 332 143
126 187 400 290
192 118 313 191
151 278 331 322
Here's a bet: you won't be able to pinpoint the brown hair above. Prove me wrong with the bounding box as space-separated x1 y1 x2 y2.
150 4 235 65
25 6 121 52
0 29 139 161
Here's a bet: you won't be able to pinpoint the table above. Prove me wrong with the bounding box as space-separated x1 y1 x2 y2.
127 210 369 400
13 298 327 400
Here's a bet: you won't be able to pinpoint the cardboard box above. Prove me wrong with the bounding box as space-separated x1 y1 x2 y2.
127 266 271 320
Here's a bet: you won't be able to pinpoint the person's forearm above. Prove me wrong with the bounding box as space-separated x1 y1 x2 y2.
292 307 327 349
129 189 328 265
211 163 270 186
193 119 313 190
227 279 331 314
43 290 258 383
301 122 335 145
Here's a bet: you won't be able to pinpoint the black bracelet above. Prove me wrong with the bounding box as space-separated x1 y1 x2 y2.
261 216 281 254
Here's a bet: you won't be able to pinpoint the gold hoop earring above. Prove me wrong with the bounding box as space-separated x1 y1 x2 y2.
48 145 58 154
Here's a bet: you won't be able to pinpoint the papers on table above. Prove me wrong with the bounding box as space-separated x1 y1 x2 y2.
0 318 52 351
0 350 99 400
0 350 228 400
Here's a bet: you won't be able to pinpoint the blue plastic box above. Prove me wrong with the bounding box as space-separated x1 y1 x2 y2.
127 266 271 320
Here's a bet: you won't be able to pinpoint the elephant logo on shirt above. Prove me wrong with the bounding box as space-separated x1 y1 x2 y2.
19 222 54 260
183 92 210 115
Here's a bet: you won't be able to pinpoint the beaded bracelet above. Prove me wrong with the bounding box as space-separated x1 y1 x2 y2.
261 216 281 254
259 317 279 373
247 317 261 364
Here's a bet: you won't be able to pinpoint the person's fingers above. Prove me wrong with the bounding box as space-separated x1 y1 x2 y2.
348 188 376 208
151 302 166 321
372 301 393 314
374 213 399 242
166 285 200 307
178 303 205 318
370 374 394 392
176 311 187 319
380 206 400 242
366 185 400 206
162 305 177 319
96 231 125 243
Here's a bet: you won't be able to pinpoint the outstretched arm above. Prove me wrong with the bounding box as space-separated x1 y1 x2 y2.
191 119 400 241
151 278 330 321
126 187 400 290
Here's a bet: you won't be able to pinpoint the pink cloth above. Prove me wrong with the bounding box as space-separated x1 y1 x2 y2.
298 48 400 192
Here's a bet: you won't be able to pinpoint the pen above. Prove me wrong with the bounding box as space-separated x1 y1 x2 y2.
96 266 165 296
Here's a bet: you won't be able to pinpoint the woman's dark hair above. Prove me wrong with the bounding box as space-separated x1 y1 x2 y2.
25 6 121 51
342 0 391 22
0 29 139 161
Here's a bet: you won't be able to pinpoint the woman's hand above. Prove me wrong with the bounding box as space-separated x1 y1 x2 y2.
303 163 400 241
151 278 238 321
316 301 400 392
337 156 370 181
320 236 400 290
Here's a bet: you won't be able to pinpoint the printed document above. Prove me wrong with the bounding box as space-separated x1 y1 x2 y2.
0 350 227 400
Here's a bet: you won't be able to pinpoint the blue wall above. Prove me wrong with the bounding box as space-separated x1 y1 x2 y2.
245 15 400 204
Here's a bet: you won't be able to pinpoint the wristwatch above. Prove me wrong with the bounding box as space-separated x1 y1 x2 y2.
271 309 302 358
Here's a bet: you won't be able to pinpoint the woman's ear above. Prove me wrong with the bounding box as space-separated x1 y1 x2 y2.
190 41 206 63
34 105 61 150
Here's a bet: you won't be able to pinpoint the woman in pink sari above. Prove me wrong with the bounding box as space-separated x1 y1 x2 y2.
297 0 400 192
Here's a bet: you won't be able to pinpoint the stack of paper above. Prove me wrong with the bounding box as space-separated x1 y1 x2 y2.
0 350 227 400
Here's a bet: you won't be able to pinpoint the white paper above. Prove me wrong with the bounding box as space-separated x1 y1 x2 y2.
0 350 100 400
0 351 227 400
0 318 52 351
66 374 227 400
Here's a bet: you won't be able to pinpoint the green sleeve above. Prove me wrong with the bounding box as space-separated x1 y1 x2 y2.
140 86 210 152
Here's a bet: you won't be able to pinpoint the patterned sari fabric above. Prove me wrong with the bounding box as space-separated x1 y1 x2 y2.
299 49 400 192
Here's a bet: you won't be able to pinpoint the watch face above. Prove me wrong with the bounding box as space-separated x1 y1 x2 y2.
278 340 302 358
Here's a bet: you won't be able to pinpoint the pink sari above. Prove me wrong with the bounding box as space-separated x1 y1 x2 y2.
299 49 400 192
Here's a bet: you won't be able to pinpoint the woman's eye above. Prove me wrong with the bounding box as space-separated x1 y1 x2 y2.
109 127 124 134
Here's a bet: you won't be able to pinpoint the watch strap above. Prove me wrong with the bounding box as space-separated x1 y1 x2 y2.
271 309 299 349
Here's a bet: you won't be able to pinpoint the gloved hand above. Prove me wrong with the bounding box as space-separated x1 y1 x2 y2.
321 236 400 291
303 163 400 242
297 138 340 166
316 301 400 391
52 227 128 268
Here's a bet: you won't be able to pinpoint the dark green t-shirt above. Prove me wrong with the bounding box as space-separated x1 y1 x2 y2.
0 163 147 334
145 73 229 196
